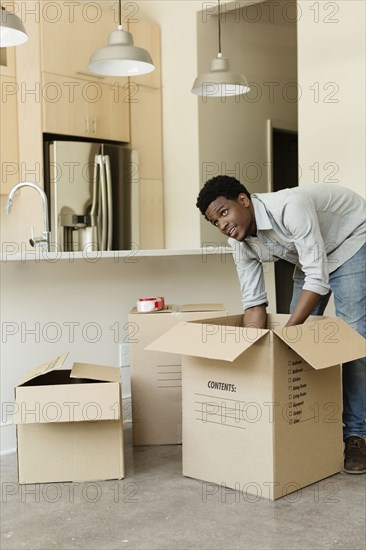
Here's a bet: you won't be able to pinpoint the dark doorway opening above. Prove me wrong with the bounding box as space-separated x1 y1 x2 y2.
272 128 299 314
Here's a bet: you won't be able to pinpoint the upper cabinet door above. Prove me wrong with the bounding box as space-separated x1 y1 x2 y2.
0 75 20 195
89 82 131 143
40 1 75 77
0 5 18 194
128 19 161 90
41 72 130 143
40 1 128 87
39 1 130 142
41 73 88 137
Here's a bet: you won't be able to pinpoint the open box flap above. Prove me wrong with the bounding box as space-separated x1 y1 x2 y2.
146 321 269 362
274 317 366 370
70 362 120 382
16 353 69 387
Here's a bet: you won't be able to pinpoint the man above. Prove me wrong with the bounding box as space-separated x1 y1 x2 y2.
196 175 366 474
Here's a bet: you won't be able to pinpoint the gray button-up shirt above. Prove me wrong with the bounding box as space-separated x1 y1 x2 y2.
229 184 366 311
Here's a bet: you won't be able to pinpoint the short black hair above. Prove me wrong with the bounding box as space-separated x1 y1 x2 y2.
196 175 251 218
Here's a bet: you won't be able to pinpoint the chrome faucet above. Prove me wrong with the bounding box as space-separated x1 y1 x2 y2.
5 182 50 250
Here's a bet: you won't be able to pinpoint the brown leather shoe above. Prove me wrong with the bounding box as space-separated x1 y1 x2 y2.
344 436 366 474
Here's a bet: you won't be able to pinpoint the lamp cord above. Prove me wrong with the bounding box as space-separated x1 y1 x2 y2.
218 0 222 54
118 0 122 27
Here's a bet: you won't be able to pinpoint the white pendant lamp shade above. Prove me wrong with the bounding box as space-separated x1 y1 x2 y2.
191 0 249 98
88 26 155 77
88 0 155 78
191 53 250 97
0 6 28 47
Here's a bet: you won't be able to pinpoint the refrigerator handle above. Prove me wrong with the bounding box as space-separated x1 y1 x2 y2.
91 156 99 217
95 155 107 250
94 154 105 250
104 154 113 251
99 155 108 251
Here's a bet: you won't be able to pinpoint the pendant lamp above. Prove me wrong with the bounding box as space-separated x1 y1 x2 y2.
191 0 250 97
0 5 28 47
88 0 155 77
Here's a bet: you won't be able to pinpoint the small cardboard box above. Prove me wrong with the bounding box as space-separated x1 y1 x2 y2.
147 314 366 500
129 304 226 445
13 353 124 484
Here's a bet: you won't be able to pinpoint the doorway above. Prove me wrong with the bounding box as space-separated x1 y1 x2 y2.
267 121 299 314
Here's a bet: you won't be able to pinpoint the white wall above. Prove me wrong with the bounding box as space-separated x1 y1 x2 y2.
297 0 366 317
297 0 365 197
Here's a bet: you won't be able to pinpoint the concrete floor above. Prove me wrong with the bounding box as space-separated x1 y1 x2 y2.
1 425 365 550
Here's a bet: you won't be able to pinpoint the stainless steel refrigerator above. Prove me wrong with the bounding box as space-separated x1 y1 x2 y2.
44 140 139 252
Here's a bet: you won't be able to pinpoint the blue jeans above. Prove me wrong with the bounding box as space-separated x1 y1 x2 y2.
290 243 366 439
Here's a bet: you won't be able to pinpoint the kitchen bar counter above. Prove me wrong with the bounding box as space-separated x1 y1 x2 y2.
0 246 232 263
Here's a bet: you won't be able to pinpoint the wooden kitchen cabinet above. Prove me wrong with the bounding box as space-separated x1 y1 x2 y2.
128 18 163 181
40 2 130 142
41 1 126 86
128 19 162 90
91 80 130 143
129 87 163 181
139 178 165 249
0 10 19 195
7 0 164 250
41 73 88 137
128 19 164 248
0 74 20 195
42 72 130 142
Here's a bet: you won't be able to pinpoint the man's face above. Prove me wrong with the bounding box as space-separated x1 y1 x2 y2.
205 194 256 241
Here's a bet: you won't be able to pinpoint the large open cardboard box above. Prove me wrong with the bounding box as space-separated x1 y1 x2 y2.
129 304 226 445
147 313 366 500
13 353 124 484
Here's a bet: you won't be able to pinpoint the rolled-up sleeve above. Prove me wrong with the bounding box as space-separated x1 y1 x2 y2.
282 196 330 295
229 239 268 310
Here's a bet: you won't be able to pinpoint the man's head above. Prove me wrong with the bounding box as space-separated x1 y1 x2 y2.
196 175 256 242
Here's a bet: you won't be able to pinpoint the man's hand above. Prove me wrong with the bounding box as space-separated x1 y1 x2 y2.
243 304 267 329
286 290 322 326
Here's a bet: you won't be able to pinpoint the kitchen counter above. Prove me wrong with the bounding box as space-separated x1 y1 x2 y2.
0 246 232 263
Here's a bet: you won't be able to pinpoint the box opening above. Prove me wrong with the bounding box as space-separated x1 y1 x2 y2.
191 314 242 327
20 370 107 387
192 313 293 330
